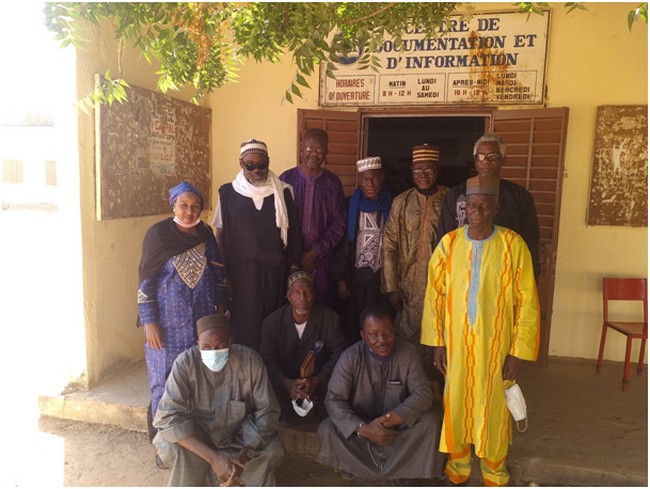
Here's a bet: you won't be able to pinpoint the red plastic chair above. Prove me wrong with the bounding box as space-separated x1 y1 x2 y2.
596 277 648 391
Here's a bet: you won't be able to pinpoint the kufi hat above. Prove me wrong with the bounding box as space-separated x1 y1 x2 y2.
412 144 440 165
466 175 500 197
240 138 268 158
287 270 314 289
196 314 231 335
356 157 382 174
169 181 204 210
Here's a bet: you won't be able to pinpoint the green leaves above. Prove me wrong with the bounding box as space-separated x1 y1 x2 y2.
628 3 648 30
75 71 130 114
44 2 645 107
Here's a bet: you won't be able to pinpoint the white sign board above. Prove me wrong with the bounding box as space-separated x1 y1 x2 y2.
319 10 550 107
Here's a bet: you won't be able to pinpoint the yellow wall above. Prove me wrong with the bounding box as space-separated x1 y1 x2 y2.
77 3 647 386
75 25 199 386
543 3 647 360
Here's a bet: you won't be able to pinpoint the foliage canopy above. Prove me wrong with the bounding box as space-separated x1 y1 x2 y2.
43 2 647 110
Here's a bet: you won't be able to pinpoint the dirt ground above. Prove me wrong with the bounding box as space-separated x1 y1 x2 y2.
36 416 403 487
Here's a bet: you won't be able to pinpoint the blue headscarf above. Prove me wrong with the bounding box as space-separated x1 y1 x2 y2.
169 181 204 210
347 186 393 242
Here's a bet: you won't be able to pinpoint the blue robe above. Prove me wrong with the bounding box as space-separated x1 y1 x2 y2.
138 220 226 424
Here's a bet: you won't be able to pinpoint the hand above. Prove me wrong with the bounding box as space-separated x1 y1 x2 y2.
282 378 309 400
300 249 318 273
388 291 404 311
221 449 250 487
144 323 164 349
358 416 399 446
337 280 351 300
432 346 447 376
297 377 319 398
216 303 227 315
207 452 239 486
376 412 404 429
502 355 520 381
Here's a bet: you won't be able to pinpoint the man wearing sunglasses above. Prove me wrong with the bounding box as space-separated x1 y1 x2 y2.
212 139 301 351
435 134 540 278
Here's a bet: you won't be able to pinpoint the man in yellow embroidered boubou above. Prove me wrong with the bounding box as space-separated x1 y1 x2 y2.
316 305 445 483
421 175 540 486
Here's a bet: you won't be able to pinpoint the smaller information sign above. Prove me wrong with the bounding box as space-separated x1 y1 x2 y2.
319 10 550 107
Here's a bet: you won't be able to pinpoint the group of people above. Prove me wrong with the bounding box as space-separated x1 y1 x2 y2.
136 131 541 486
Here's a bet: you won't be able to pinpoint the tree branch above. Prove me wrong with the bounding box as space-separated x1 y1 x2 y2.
344 3 397 24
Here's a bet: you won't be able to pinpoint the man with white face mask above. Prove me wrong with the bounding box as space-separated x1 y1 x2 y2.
153 314 284 486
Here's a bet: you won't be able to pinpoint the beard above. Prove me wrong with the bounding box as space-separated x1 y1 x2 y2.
249 176 269 187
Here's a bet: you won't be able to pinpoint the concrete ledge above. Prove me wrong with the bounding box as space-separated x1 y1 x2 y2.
39 395 147 433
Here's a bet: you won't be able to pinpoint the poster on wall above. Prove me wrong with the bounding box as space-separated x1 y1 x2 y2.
587 105 648 227
95 81 211 220
319 10 550 107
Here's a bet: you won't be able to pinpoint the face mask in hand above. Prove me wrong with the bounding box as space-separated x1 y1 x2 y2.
291 398 314 417
504 382 528 432
200 348 230 372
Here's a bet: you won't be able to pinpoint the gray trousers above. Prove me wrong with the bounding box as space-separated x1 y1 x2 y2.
154 431 285 487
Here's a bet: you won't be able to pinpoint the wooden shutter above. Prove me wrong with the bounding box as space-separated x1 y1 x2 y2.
297 109 361 196
492 107 569 365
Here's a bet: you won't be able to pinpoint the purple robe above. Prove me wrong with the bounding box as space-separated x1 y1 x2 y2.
279 166 346 307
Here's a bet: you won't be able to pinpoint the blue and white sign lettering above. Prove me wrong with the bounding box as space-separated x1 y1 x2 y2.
319 10 550 107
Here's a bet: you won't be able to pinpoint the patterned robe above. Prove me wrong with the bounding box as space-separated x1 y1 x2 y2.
138 220 226 426
421 225 540 461
381 186 448 343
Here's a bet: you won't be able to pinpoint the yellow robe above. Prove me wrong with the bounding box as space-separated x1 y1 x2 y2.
421 225 540 460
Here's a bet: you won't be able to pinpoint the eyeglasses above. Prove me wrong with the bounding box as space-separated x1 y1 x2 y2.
303 145 325 154
412 168 437 176
474 152 502 162
241 160 269 172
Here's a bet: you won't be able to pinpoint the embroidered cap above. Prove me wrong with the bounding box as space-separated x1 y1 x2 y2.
196 314 231 335
288 270 314 289
356 157 382 174
466 175 500 197
412 144 440 165
240 138 269 158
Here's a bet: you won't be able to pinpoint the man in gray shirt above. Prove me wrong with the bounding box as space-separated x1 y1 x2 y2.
153 314 284 486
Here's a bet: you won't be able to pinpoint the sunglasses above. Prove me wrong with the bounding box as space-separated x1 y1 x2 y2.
474 152 502 162
241 160 269 172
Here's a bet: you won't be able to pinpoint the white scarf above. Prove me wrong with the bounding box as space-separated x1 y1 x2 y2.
232 169 293 247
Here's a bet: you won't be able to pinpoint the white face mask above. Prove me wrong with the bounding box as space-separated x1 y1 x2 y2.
505 383 528 432
291 398 314 417
173 216 201 228
200 348 230 372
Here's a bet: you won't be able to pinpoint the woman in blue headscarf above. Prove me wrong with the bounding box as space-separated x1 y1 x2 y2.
137 181 226 468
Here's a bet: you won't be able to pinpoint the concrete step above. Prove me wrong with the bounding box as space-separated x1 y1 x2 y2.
38 360 320 455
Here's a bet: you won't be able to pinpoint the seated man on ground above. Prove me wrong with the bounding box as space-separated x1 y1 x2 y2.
153 314 284 487
260 270 348 422
316 305 445 482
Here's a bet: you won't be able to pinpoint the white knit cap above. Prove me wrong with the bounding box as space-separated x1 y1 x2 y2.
240 138 268 157
356 156 382 173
